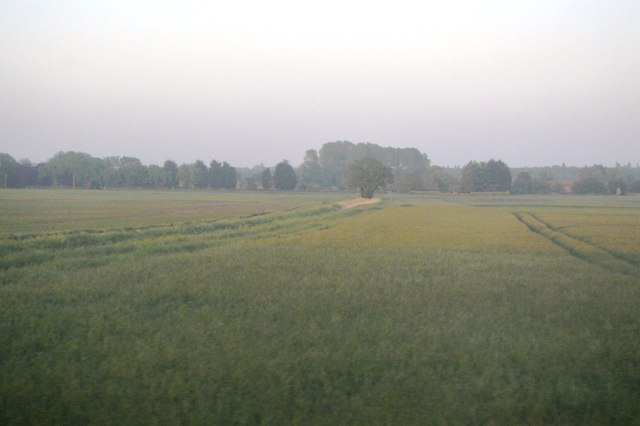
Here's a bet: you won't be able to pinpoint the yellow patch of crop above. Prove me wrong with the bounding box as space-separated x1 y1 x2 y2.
536 209 640 258
294 201 560 254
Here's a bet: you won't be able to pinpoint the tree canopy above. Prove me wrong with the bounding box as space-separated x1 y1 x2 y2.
347 157 394 199
3 147 640 195
510 172 550 194
460 160 511 192
318 141 429 190
274 160 297 190
260 168 272 190
0 153 19 188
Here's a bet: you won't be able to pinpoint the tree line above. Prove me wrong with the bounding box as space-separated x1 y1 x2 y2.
2 143 640 194
0 142 430 192
0 152 232 190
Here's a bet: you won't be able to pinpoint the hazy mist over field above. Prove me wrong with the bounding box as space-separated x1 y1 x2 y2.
1 1 638 167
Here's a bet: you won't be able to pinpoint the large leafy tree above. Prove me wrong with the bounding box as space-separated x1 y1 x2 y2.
120 157 148 187
103 156 125 188
0 153 19 188
210 160 237 189
573 176 609 194
484 159 512 191
261 168 272 190
318 141 430 191
299 149 323 188
425 166 455 192
192 160 209 189
46 151 105 188
103 156 148 188
209 160 223 188
510 171 533 194
460 159 511 192
220 162 237 189
460 161 483 193
17 160 39 188
510 171 550 194
319 141 354 188
178 164 194 189
347 157 393 199
163 160 179 188
274 160 297 190
147 165 166 189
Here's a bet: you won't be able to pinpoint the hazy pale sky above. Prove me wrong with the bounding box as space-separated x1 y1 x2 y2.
1 0 638 167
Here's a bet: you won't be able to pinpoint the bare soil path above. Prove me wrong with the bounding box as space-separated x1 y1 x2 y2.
337 197 382 209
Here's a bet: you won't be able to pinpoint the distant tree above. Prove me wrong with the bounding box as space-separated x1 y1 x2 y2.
511 172 550 194
35 163 52 187
539 170 554 181
319 141 354 188
460 160 511 192
209 160 223 188
393 170 423 193
607 173 628 195
88 156 108 189
530 180 551 194
245 177 258 191
45 151 104 188
221 162 237 189
510 172 533 194
299 149 323 188
261 168 272 190
147 165 167 189
550 182 568 194
572 176 609 194
178 163 194 189
17 159 39 187
119 157 148 187
210 160 237 189
347 157 393 199
425 166 456 192
398 147 430 172
163 160 179 188
274 160 297 190
484 159 512 191
317 141 430 191
391 148 430 192
579 165 608 181
460 161 483 193
0 153 19 188
103 156 147 188
192 160 209 188
103 156 125 188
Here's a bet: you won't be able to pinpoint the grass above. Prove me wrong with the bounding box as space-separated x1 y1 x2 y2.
0 189 347 237
1 190 639 424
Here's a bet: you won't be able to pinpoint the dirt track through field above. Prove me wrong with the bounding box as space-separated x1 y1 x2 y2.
513 212 638 276
0 203 381 274
337 198 381 209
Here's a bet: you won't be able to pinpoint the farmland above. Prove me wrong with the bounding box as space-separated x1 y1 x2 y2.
1 190 639 424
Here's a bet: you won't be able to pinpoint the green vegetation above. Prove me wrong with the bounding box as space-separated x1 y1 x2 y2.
3 145 640 194
460 159 512 193
1 190 639 424
510 172 551 195
273 160 298 190
347 157 394 199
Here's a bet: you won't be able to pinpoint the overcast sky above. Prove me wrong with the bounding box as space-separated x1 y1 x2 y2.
1 1 638 167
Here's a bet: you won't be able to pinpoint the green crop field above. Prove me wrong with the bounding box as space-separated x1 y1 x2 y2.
1 189 639 424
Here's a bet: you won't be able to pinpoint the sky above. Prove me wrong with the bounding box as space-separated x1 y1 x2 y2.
1 0 638 168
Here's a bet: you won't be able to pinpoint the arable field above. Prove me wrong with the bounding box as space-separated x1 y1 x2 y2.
1 190 639 424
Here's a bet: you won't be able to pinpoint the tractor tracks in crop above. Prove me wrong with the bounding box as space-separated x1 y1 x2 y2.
0 203 378 278
513 212 639 277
